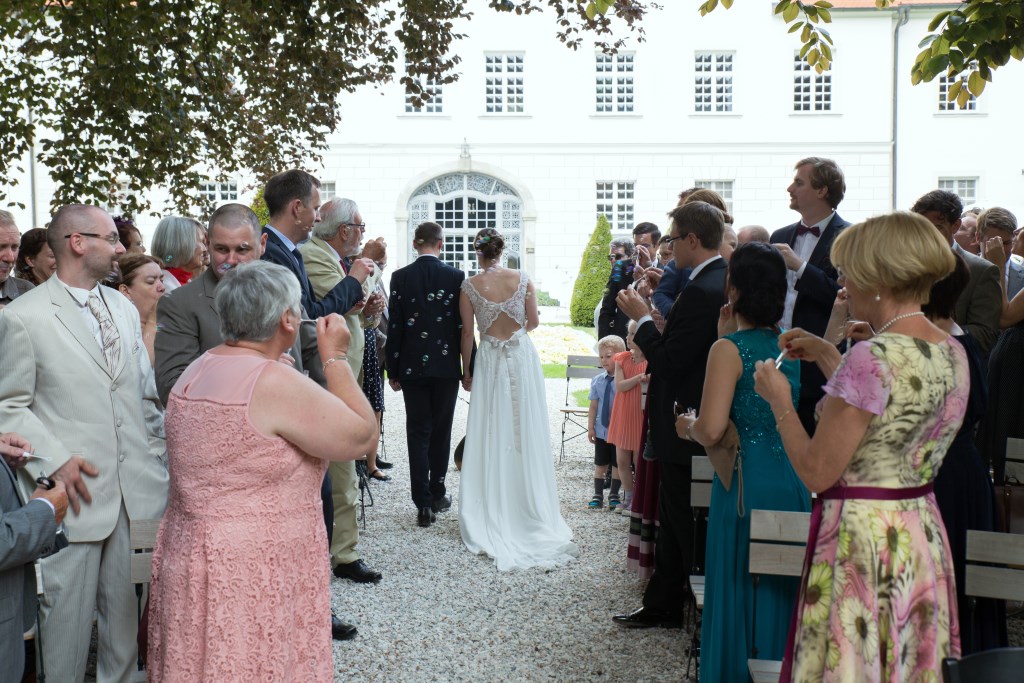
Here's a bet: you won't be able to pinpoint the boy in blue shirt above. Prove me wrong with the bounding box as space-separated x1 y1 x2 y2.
588 336 626 508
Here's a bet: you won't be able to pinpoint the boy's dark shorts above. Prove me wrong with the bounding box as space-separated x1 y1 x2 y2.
594 436 616 467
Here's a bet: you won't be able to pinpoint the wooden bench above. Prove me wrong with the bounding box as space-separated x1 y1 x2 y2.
746 509 810 683
558 354 601 462
685 455 715 680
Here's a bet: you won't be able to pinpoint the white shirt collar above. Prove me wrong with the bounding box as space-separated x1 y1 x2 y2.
689 254 722 281
56 275 101 307
265 225 297 252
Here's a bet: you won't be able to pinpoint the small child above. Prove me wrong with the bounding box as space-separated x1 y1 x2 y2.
588 335 626 508
606 320 648 513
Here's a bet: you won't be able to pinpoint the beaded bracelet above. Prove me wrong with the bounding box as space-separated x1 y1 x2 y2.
775 409 793 429
323 355 348 369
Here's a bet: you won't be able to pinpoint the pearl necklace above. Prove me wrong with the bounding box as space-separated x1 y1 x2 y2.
875 311 925 335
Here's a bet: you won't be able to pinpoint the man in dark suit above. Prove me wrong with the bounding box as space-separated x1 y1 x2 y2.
597 237 635 341
770 157 850 434
612 201 727 628
0 432 67 683
385 221 466 528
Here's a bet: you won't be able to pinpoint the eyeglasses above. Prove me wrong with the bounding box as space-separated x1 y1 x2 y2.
607 253 625 262
662 234 685 245
65 232 120 245
345 223 366 231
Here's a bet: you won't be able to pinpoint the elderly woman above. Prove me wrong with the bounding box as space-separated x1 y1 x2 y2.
15 228 56 285
151 215 205 292
147 261 378 682
753 212 965 681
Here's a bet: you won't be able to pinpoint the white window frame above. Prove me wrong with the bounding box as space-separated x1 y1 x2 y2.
319 182 336 201
595 52 635 114
596 181 635 234
695 180 734 214
938 177 978 206
199 181 238 204
937 74 977 112
793 52 832 112
694 51 733 113
404 64 444 114
484 53 525 114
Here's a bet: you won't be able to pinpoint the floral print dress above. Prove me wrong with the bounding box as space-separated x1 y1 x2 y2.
788 334 967 683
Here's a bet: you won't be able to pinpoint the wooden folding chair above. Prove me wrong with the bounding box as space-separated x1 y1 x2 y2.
747 509 810 683
685 455 715 680
129 518 162 682
558 354 602 462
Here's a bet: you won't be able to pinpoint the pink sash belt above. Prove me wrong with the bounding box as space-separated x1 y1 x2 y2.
778 481 935 682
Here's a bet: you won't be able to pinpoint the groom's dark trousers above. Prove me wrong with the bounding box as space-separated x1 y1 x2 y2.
401 379 459 508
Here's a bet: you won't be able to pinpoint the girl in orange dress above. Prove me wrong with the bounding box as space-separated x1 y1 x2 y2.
606 320 649 512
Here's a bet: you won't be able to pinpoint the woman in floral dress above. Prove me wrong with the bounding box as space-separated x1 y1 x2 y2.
753 212 966 682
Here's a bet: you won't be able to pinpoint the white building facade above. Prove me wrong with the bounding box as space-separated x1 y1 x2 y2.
4 0 1022 305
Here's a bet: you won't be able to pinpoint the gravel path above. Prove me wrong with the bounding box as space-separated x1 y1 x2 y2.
330 376 691 682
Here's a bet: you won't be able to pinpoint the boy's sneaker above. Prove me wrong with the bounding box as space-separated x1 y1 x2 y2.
608 494 621 510
588 495 604 509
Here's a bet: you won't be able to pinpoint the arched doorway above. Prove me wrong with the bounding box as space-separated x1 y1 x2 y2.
407 172 522 274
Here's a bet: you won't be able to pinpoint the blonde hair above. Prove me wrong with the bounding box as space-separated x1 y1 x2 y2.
681 188 733 225
597 335 626 354
831 211 955 304
977 207 1018 236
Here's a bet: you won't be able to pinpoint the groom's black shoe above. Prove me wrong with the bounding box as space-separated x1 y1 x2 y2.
432 494 452 513
376 458 393 470
332 612 358 640
611 607 683 629
333 559 382 584
417 507 436 527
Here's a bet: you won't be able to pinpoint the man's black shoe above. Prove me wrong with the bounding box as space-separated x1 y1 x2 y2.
432 494 452 513
332 613 358 641
417 507 436 527
333 559 382 584
611 607 683 629
376 458 393 470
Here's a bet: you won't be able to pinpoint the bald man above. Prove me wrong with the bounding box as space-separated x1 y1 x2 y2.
0 204 169 682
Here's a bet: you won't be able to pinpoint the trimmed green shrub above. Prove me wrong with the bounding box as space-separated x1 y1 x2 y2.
536 289 560 307
569 215 612 326
251 187 270 226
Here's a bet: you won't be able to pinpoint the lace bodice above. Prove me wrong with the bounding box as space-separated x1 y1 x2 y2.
462 270 529 335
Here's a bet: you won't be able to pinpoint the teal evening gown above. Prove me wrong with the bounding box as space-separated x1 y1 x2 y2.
699 328 811 683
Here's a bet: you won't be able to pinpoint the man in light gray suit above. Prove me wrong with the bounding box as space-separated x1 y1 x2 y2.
976 207 1024 300
1 432 68 683
0 204 170 682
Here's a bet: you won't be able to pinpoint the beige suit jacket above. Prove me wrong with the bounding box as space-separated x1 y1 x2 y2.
0 276 169 543
300 236 381 378
953 242 1002 357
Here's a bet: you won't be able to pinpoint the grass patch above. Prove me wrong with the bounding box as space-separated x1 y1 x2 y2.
542 363 566 379
572 388 590 408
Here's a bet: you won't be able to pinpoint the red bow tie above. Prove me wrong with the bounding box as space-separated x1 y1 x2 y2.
796 224 820 237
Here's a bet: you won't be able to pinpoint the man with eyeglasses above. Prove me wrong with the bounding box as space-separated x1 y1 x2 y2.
0 211 33 307
977 206 1024 300
0 204 170 681
300 197 386 587
597 237 636 341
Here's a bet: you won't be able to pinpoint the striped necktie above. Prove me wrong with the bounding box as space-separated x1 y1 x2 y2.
87 292 121 373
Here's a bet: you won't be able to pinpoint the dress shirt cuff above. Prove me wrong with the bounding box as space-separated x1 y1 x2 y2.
29 497 56 518
795 260 808 280
637 314 654 328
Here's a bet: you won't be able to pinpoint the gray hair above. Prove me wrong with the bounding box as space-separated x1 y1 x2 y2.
152 215 201 267
0 209 15 230
610 237 635 257
314 198 359 241
215 261 301 343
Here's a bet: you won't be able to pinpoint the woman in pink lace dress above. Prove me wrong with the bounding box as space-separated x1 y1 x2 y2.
147 262 378 682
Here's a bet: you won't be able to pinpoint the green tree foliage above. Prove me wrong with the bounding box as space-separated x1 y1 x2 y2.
250 188 269 227
692 0 1024 108
0 0 649 214
570 215 612 327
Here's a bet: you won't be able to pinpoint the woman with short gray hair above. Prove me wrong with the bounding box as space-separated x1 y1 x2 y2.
151 215 205 292
147 261 378 682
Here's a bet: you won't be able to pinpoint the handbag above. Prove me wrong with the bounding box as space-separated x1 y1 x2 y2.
704 420 745 516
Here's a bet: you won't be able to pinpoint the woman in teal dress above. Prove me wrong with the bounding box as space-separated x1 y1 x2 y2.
677 242 811 683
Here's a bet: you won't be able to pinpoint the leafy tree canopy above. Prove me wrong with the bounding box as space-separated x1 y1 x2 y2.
0 0 649 215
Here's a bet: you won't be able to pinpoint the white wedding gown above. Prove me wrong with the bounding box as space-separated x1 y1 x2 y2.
458 271 578 570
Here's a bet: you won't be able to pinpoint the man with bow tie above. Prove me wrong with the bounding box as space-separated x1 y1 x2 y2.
770 157 850 434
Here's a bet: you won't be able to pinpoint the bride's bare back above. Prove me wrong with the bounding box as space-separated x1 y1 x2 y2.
460 267 539 340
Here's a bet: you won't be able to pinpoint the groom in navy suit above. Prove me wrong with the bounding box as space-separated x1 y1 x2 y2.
385 222 466 528
770 157 850 435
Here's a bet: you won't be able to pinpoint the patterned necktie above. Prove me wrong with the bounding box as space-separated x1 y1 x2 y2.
87 292 121 373
601 376 613 428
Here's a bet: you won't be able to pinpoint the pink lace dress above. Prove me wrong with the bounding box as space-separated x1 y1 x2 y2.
147 351 331 682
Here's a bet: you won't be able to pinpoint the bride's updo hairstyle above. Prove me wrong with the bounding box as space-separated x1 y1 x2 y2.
728 241 787 328
474 228 504 261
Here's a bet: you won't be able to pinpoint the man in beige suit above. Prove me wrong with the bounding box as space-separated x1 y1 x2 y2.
300 198 385 584
0 205 169 682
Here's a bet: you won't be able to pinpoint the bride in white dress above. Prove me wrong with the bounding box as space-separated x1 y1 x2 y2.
457 228 578 571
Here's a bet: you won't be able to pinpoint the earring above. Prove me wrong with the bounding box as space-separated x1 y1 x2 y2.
875 292 881 302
